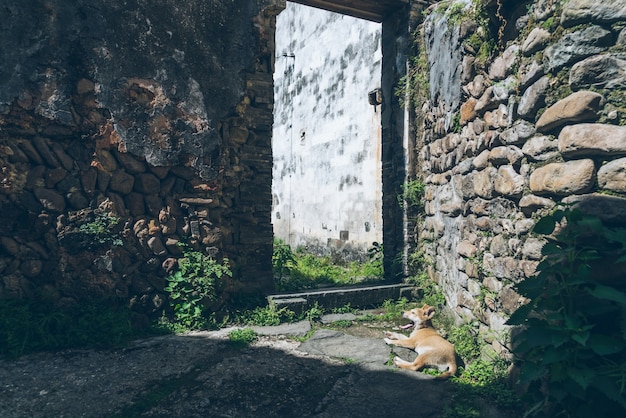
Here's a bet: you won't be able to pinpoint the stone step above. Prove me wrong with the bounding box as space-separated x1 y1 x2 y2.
267 283 418 313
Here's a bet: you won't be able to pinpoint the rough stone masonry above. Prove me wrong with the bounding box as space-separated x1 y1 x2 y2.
415 0 626 357
0 0 283 319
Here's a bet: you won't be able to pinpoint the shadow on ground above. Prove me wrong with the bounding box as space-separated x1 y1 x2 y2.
0 325 518 418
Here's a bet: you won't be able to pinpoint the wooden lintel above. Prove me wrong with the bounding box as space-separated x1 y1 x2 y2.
288 0 409 22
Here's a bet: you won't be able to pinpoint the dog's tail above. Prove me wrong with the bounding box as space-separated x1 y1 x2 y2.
434 363 457 380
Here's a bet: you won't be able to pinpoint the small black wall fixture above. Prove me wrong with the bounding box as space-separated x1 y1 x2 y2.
368 87 383 106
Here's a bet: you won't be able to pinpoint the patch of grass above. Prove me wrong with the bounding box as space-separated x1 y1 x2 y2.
329 319 353 329
445 360 520 418
331 303 358 314
448 323 482 360
228 328 257 348
407 271 446 310
274 243 384 292
237 303 297 326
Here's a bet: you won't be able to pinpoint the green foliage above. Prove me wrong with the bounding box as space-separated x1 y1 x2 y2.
332 303 357 314
0 298 142 358
398 179 425 210
443 322 520 417
238 302 297 326
541 16 557 31
395 28 430 108
448 323 482 360
272 239 295 280
407 270 446 310
274 244 384 292
329 319 353 328
379 297 414 320
79 212 123 248
508 208 626 417
228 328 257 347
444 358 520 418
305 301 325 323
164 246 232 330
441 0 470 25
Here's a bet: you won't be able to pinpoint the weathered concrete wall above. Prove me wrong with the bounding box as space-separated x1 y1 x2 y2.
415 0 626 355
272 2 383 260
0 0 282 316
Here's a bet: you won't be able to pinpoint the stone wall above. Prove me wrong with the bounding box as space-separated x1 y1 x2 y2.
0 0 283 316
415 0 626 355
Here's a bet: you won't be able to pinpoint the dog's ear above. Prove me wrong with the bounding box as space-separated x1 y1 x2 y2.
424 306 435 319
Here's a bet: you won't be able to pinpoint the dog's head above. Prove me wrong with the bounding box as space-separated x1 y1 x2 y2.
402 304 435 326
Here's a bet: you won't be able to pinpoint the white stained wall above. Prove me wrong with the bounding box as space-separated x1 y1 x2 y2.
272 2 383 258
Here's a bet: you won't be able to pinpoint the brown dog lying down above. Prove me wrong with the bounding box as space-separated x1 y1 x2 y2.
384 304 458 380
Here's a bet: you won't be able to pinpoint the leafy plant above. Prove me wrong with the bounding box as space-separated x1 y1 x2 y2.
395 27 430 108
228 328 257 347
398 179 425 210
274 246 383 292
305 301 325 322
507 208 626 417
272 239 296 281
238 303 296 326
407 270 446 309
448 323 482 361
79 212 123 248
164 245 232 330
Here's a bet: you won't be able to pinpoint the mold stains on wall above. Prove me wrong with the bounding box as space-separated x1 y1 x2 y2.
272 2 383 261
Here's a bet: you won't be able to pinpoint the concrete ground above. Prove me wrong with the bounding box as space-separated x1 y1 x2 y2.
0 314 516 417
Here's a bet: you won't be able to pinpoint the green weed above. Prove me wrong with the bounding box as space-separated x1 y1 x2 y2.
274 243 383 292
228 328 257 348
79 212 123 248
407 271 446 310
163 245 232 330
398 179 425 210
238 303 296 326
329 319 353 329
272 239 295 281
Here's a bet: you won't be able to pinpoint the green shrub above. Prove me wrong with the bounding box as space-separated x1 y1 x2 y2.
164 246 232 330
508 208 626 417
398 179 425 210
272 239 295 280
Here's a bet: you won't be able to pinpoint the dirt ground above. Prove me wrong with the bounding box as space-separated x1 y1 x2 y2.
0 317 519 418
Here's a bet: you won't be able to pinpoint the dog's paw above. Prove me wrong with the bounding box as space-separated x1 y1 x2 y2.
393 356 409 367
384 331 393 338
384 337 394 345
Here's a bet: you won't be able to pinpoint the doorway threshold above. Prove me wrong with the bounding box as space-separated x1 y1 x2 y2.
267 283 417 313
